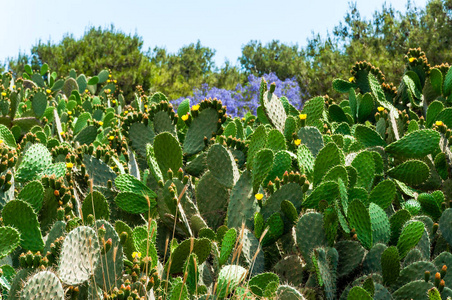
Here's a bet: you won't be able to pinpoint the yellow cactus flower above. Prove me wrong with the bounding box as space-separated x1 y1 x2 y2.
255 193 264 201
377 106 384 112
1 92 6 97
46 89 52 94
109 136 115 140
409 57 415 63
181 114 189 121
107 79 111 83
99 121 103 126
0 140 3 144
66 162 74 169
113 80 117 83
192 104 200 111
60 131 65 136
12 85 16 89
299 114 307 120
294 139 301 146
436 121 444 126
132 252 142 259
124 111 128 114
85 89 89 93
105 89 111 94
108 74 112 78
144 104 148 108
349 77 355 82
67 111 72 115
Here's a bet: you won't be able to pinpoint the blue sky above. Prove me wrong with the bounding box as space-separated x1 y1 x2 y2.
1 0 428 67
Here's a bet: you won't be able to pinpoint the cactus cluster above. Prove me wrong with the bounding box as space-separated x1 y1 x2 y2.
0 49 451 299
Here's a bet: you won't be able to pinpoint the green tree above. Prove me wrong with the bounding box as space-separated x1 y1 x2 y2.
239 40 306 81
8 25 153 100
149 41 242 99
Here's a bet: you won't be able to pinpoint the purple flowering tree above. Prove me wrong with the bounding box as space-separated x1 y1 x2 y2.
172 73 306 117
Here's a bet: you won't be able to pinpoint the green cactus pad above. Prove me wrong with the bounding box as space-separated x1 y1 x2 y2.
297 126 324 157
369 203 390 245
114 220 136 260
397 221 425 259
31 91 48 118
303 181 339 209
0 226 20 260
385 130 440 159
2 200 44 251
227 170 258 229
284 116 297 141
223 121 236 137
154 132 182 178
314 142 344 186
216 265 248 298
253 148 274 192
297 144 315 177
351 151 375 191
439 208 452 246
152 110 177 136
418 193 442 221
389 209 412 245
426 101 444 128
115 174 156 198
324 165 349 185
296 212 328 266
301 96 325 128
261 90 286 132
247 125 267 170
394 261 437 290
347 286 373 300
276 285 305 300
387 160 430 186
368 179 396 209
115 191 156 214
128 122 155 158
17 180 44 213
219 228 237 266
82 155 117 187
357 93 374 122
58 226 100 285
348 199 372 249
183 107 219 156
267 129 287 151
381 246 400 286
20 271 64 300
362 243 387 274
264 150 292 186
94 220 124 291
354 124 386 148
336 240 365 278
262 183 303 219
248 272 279 297
196 171 229 230
82 191 110 221
167 238 211 274
74 125 97 145
16 143 52 182
207 144 240 189
0 124 17 148
312 247 338 300
43 220 66 253
168 278 189 300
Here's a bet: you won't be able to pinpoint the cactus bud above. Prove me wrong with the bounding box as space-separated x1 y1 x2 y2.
441 265 447 279
425 271 430 282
